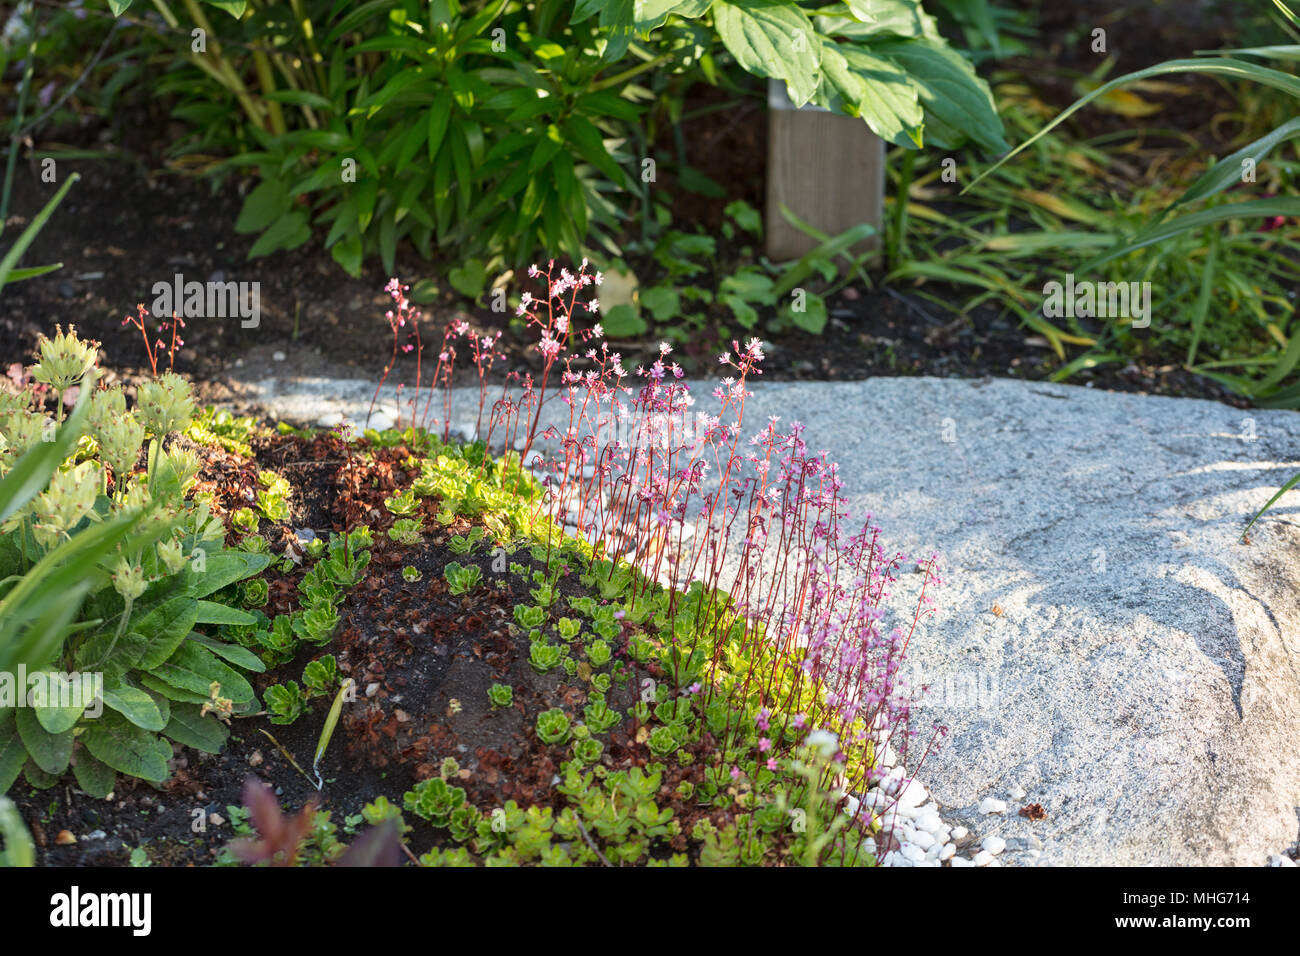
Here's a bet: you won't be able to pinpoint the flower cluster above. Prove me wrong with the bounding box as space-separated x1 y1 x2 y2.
373 265 942 852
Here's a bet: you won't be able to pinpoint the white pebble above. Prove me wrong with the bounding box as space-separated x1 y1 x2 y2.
979 798 1007 815
973 850 994 866
860 791 891 814
949 856 974 867
951 826 968 840
911 831 936 851
939 843 956 861
315 411 342 427
983 836 1006 855
272 350 285 362
1268 854 1297 867
896 779 928 809
914 811 944 834
1009 786 1027 800
900 843 926 863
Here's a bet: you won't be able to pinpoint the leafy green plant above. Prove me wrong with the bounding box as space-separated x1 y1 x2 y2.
255 471 291 522
383 489 419 517
0 336 275 797
264 681 309 725
573 737 603 764
388 517 424 545
583 694 623 735
442 560 483 595
528 641 565 674
241 577 269 607
98 0 1000 278
448 527 485 554
535 707 571 745
404 776 470 829
488 683 513 709
303 655 339 697
513 604 546 629
585 638 612 668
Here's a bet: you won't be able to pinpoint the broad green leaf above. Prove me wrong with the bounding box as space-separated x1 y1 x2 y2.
785 291 828 334
332 234 363 277
449 259 488 299
151 642 255 703
72 749 117 799
80 711 169 783
838 0 926 38
137 673 210 705
185 551 272 598
15 706 72 775
27 673 87 733
234 179 291 234
0 717 26 793
810 36 867 115
838 46 923 146
194 600 256 626
600 304 646 338
721 294 759 328
101 682 167 732
24 760 59 789
186 634 266 673
640 286 680 321
597 0 637 61
634 0 713 32
714 0 822 107
720 271 776 305
248 211 311 258
163 704 230 754
73 631 148 684
875 38 1006 151
134 596 200 671
204 0 248 17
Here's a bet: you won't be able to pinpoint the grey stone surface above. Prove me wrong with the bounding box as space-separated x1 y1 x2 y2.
229 369 1300 865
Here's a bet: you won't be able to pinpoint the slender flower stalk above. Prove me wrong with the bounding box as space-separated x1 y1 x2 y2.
372 267 942 861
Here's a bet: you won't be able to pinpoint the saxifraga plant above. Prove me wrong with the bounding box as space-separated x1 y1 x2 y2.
370 266 941 864
0 330 272 797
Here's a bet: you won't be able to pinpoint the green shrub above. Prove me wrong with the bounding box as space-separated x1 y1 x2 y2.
99 0 1003 278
